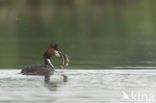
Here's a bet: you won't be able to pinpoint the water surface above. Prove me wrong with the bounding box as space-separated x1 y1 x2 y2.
0 69 156 103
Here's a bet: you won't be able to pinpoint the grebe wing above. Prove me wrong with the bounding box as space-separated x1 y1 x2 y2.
21 64 54 75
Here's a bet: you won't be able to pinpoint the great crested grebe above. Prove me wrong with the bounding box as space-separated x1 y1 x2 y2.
21 44 69 76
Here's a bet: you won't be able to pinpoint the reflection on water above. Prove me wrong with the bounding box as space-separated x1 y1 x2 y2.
0 69 156 103
44 74 68 91
0 0 156 68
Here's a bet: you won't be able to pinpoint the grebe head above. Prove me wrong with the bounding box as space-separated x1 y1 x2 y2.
43 44 69 68
44 44 61 58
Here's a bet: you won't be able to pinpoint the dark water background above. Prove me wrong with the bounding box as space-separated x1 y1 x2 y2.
0 0 156 68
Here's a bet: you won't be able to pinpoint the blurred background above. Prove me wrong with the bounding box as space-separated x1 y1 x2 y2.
0 0 156 69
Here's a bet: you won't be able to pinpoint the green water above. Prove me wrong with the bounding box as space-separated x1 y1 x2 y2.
0 0 156 68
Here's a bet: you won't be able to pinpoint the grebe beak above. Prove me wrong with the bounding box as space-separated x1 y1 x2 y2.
58 51 63 58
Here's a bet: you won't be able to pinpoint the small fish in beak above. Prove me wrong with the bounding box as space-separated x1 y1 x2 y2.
58 51 69 68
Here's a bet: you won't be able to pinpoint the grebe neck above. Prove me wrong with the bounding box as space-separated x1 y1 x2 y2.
44 58 55 70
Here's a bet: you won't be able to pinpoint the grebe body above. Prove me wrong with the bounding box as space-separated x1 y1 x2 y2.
21 64 54 75
21 44 68 76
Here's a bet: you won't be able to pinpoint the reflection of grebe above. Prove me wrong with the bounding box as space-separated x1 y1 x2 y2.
21 44 69 76
45 74 68 91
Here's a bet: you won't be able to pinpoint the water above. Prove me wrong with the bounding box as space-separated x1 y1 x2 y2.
0 0 156 68
0 1 156 102
0 69 156 103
